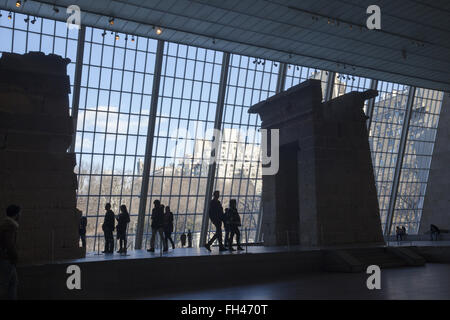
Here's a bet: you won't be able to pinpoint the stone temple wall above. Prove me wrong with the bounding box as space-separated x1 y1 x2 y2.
0 52 84 264
249 79 385 247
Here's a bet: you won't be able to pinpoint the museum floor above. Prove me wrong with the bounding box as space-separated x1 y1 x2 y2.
147 263 450 300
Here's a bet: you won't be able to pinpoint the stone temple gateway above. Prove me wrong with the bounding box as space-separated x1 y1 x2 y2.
249 79 385 247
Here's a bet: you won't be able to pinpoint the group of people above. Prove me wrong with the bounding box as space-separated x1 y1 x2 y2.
205 190 244 252
90 203 131 254
147 200 176 252
144 190 244 253
395 226 407 241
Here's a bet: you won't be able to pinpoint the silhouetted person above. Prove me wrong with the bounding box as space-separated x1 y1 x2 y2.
401 226 407 240
396 226 403 241
148 200 167 252
431 224 440 241
164 206 175 250
227 199 244 251
102 203 115 253
180 232 187 247
205 191 226 252
223 207 232 249
187 229 193 248
0 205 21 300
116 205 130 254
79 216 87 248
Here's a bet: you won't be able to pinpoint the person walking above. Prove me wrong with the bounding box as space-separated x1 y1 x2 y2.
223 206 232 249
228 199 244 251
164 206 175 250
116 204 130 254
102 203 115 254
205 190 226 252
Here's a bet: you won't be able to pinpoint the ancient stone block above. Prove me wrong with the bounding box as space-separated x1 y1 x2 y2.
0 52 83 264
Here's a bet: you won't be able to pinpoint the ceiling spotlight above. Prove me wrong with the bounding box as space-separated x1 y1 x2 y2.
296 66 299 70
8 11 12 20
101 30 107 37
253 59 257 64
155 26 163 35
24 15 29 23
274 62 278 67
288 65 291 69
0 11 2 18
131 36 135 42
262 60 265 65
31 16 36 24
16 1 21 8
212 38 216 44
109 17 114 25
53 6 59 13
115 33 120 40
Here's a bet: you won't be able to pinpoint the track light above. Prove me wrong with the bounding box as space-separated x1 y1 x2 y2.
115 33 119 40
131 36 135 42
24 15 29 23
109 17 114 25
31 16 36 24
155 26 163 35
274 62 278 67
16 1 21 8
8 11 12 20
102 30 107 37
53 6 59 13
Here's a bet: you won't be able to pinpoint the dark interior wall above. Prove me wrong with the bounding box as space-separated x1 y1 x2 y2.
275 142 299 245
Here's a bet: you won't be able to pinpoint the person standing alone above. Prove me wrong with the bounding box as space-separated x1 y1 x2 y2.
205 190 226 252
102 203 115 254
116 204 130 254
